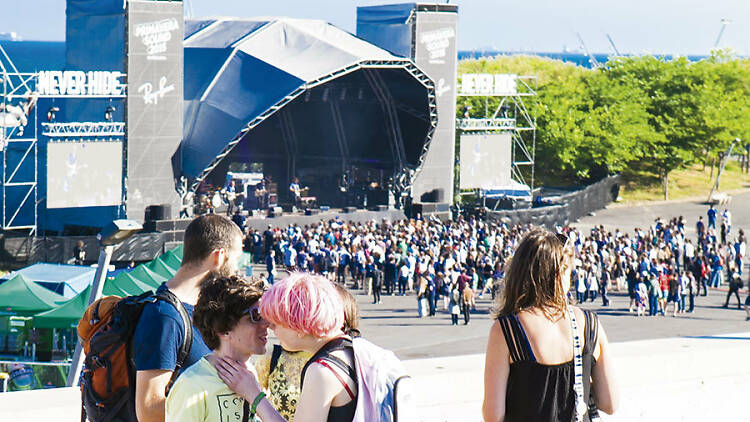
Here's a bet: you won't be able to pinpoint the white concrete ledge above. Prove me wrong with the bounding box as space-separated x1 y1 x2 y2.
2 333 749 421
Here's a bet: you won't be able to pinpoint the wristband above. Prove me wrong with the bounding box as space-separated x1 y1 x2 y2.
250 391 266 417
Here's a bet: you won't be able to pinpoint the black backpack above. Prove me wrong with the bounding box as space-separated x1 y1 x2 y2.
78 289 193 422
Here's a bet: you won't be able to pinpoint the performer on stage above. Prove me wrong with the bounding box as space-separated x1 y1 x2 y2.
255 177 269 210
289 177 302 209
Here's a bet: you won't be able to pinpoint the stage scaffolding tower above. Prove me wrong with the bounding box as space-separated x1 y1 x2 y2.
0 45 38 235
456 74 537 192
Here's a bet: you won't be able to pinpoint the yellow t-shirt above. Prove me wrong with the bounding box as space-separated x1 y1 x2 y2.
166 357 249 422
255 347 313 422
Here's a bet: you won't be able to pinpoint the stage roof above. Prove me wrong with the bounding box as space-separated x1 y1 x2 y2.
179 17 436 194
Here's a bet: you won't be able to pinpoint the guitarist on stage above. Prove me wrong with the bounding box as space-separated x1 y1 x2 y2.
289 177 302 210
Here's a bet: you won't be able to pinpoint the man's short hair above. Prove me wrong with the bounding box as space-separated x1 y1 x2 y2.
182 214 242 266
193 275 265 350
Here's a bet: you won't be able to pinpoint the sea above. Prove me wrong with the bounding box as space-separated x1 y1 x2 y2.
0 40 710 73
458 50 710 67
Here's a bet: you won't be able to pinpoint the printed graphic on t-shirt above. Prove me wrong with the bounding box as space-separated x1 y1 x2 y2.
216 393 245 422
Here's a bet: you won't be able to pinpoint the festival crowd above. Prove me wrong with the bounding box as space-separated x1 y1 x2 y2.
240 204 747 321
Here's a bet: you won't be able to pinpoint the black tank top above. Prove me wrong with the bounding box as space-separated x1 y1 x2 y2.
497 311 600 422
301 337 357 422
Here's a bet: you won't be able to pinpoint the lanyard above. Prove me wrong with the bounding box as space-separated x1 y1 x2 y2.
567 307 588 422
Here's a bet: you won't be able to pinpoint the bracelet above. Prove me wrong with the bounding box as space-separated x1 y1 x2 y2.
250 391 266 417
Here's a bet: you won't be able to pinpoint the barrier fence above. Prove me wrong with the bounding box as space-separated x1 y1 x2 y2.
488 175 621 227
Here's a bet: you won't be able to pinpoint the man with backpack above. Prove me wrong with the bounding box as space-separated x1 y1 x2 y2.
133 214 244 422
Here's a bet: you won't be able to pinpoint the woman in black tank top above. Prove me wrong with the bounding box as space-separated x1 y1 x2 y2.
482 228 619 422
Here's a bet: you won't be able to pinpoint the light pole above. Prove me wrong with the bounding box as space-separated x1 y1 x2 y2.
66 219 142 387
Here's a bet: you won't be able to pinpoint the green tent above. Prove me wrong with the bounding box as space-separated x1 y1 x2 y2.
159 250 182 272
128 265 167 288
102 279 131 297
108 271 153 296
148 257 177 279
0 274 66 315
32 285 92 328
169 243 184 259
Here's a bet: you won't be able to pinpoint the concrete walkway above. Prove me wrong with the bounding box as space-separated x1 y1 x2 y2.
3 332 748 421
405 332 750 421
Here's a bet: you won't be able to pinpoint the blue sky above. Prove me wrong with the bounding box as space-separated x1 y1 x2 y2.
2 0 749 55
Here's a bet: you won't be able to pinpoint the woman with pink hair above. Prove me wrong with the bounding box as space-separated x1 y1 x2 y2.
214 272 357 422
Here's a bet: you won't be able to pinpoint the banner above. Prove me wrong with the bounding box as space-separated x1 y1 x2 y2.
411 8 458 203
126 0 184 221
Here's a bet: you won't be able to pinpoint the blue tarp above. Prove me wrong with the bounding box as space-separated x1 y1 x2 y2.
179 17 434 190
356 3 415 58
1 263 96 298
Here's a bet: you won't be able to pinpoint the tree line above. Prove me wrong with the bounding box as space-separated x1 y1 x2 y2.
457 51 750 198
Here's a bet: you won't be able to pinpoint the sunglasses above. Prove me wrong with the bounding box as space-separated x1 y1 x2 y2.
243 304 264 323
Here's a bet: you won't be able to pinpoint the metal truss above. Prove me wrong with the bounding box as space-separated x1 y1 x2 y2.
0 65 37 234
41 122 125 138
457 118 516 131
188 58 438 206
457 75 537 192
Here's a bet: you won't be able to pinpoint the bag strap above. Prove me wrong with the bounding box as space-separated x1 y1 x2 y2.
242 398 251 422
315 358 356 400
154 289 193 395
269 344 283 374
567 307 588 422
300 337 352 390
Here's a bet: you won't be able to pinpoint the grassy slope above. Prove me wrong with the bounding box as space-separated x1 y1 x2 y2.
619 161 750 204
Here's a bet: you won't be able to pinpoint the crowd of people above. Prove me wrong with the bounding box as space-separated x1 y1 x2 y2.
93 203 746 422
238 203 747 322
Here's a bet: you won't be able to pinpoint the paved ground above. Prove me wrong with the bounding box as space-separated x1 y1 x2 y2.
573 190 750 236
404 331 750 421
349 286 750 360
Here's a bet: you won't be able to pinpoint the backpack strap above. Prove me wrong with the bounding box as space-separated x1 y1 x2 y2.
269 344 283 374
315 358 356 400
300 337 354 390
154 289 193 395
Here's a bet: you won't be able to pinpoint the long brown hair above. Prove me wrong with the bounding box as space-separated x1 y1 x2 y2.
495 227 573 320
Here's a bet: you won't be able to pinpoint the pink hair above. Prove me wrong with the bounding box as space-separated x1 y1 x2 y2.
259 272 344 338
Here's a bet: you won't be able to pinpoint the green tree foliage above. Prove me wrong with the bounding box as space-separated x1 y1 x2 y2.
456 53 750 198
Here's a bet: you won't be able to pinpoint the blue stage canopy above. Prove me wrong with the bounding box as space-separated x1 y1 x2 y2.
356 3 415 58
178 17 437 198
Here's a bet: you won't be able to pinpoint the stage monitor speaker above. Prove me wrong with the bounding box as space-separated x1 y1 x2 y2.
411 202 450 216
305 208 321 216
268 207 283 217
343 206 357 213
420 188 445 203
145 204 171 221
